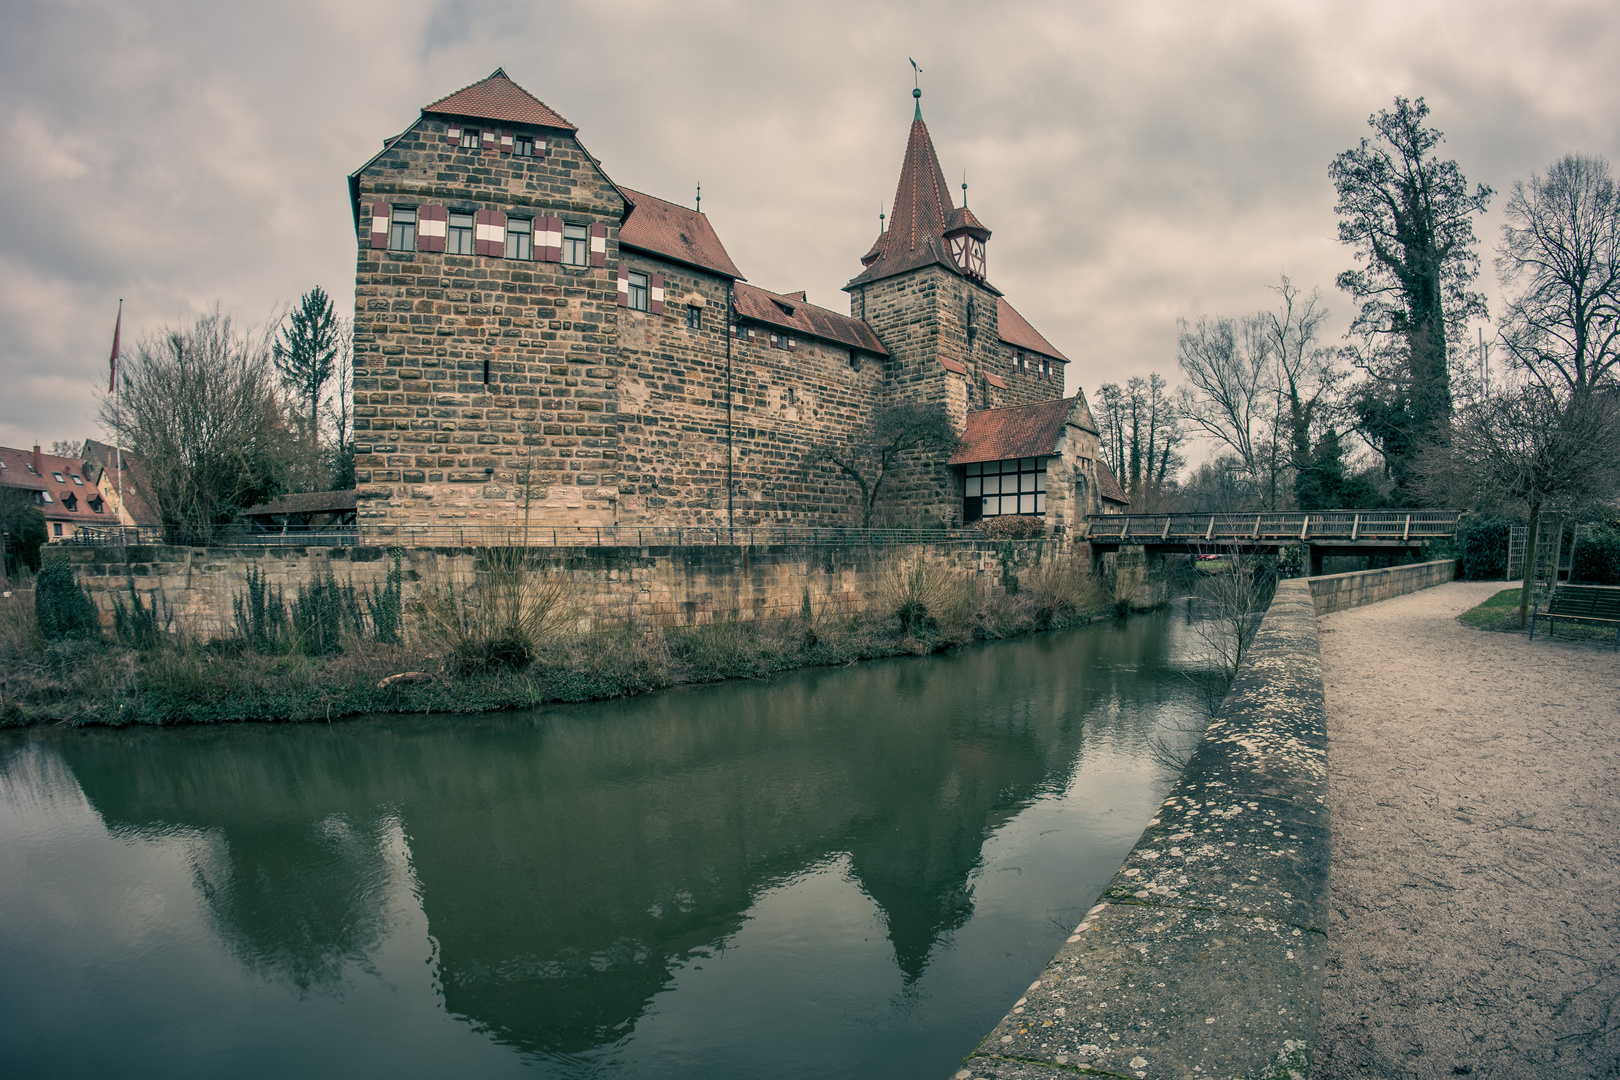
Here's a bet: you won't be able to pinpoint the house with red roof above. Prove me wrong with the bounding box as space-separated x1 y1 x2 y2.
347 70 1123 535
0 444 117 541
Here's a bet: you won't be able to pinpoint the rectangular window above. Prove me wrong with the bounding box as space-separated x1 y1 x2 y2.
962 456 1047 519
460 128 480 149
389 207 416 251
513 135 534 157
52 471 64 483
1040 357 1052 381
686 305 701 330
562 223 588 266
447 212 474 255
71 474 83 485
53 523 62 537
628 271 649 312
505 217 532 260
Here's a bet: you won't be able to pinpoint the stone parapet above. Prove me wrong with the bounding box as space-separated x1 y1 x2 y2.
1306 559 1457 615
956 579 1329 1080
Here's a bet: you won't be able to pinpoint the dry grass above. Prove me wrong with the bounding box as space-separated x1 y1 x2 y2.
413 548 580 674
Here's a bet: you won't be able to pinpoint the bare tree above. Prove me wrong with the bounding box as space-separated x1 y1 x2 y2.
324 318 355 489
808 404 958 528
1498 154 1620 397
1331 96 1492 494
1260 277 1349 509
1175 313 1272 499
513 423 548 545
1097 375 1185 510
99 308 293 543
1420 379 1620 625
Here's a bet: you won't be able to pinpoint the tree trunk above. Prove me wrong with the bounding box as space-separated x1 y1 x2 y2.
1518 502 1540 628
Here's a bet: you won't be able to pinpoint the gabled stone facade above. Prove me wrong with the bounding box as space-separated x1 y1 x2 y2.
347 70 1120 536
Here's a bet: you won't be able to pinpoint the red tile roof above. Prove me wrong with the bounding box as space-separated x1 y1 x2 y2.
1097 459 1129 505
0 444 115 526
944 205 989 237
619 188 742 279
949 398 1075 464
733 283 888 355
848 112 983 288
940 357 967 374
423 68 577 131
997 297 1069 362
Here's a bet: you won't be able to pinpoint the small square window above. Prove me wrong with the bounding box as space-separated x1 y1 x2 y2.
562 223 588 266
448 212 474 255
460 128 480 149
686 305 701 330
513 135 534 157
389 207 417 251
505 217 532 260
628 271 649 312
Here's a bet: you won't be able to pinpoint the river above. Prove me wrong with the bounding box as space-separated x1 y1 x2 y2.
0 607 1208 1079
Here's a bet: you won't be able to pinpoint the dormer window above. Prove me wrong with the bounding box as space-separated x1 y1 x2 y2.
62 493 77 511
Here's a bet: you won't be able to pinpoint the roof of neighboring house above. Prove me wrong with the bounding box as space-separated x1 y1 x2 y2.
949 398 1076 464
618 188 743 279
997 297 1069 363
81 440 161 525
848 106 999 291
0 444 115 525
732 283 889 356
1097 459 1129 505
240 490 359 518
423 68 577 131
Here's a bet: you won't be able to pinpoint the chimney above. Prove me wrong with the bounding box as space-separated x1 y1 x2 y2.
32 445 43 475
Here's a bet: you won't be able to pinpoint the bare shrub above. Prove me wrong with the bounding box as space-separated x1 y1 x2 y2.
974 516 1045 540
1025 557 1105 628
415 549 578 674
874 557 977 644
1186 547 1276 707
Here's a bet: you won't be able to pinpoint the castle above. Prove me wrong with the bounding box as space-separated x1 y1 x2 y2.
347 69 1125 535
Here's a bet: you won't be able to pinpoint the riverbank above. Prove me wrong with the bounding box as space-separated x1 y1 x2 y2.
0 567 1121 727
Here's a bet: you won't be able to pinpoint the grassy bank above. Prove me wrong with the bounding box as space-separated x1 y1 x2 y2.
1 557 1125 728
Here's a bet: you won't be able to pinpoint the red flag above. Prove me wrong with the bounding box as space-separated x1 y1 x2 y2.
108 300 122 393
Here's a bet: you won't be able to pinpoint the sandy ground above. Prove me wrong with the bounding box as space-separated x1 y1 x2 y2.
1313 581 1620 1080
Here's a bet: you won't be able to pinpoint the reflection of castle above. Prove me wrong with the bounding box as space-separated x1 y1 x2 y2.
58 619 1181 1057
348 70 1126 533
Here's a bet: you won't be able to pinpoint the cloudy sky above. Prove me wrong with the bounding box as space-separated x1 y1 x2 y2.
3 0 1617 455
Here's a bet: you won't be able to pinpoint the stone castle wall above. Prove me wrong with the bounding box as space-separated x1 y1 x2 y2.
68 540 1087 642
352 116 627 532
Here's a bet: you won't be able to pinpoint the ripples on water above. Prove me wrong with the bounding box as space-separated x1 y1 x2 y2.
0 607 1212 1079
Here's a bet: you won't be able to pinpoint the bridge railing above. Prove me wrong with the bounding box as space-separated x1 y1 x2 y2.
1083 509 1465 544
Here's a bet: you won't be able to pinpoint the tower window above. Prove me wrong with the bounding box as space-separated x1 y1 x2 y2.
389 207 417 251
562 223 588 266
460 128 480 149
513 134 534 157
686 305 701 330
1040 356 1052 381
628 271 649 312
447 212 474 255
505 217 532 260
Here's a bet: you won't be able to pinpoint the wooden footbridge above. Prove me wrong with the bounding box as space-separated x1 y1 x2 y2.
1082 509 1466 575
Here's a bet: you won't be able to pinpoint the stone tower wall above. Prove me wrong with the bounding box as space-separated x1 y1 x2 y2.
351 116 626 535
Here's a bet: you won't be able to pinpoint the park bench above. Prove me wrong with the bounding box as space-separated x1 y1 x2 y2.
1529 583 1620 650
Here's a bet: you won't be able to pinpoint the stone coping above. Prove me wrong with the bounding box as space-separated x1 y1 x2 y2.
955 579 1327 1080
1305 559 1457 616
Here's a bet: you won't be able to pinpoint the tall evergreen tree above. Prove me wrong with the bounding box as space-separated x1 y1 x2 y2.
1330 97 1491 496
273 287 339 438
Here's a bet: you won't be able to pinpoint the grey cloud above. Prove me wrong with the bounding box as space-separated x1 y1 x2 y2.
2 0 1616 449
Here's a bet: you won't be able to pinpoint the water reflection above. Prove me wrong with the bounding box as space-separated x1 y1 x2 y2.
7 611 1203 1077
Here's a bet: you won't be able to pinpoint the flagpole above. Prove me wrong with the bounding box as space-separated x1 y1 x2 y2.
110 299 125 548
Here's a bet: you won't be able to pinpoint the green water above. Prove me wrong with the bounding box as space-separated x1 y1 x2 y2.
0 610 1207 1079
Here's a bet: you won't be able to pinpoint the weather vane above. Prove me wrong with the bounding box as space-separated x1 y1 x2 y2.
909 58 923 117
962 169 968 206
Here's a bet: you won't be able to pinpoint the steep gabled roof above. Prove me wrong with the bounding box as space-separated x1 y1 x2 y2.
618 188 742 279
848 99 988 289
82 439 160 525
0 444 116 526
949 398 1075 464
1097 459 1129 505
996 297 1069 362
733 283 888 356
423 67 577 131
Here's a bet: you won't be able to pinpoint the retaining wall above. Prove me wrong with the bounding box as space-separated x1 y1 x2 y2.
1306 559 1457 616
956 578 1329 1080
64 540 1071 641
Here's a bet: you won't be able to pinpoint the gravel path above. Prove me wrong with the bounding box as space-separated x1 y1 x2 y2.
1313 581 1620 1080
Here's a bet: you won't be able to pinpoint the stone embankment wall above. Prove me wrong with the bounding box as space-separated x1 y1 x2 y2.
1307 559 1457 615
65 540 1070 642
956 579 1330 1080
